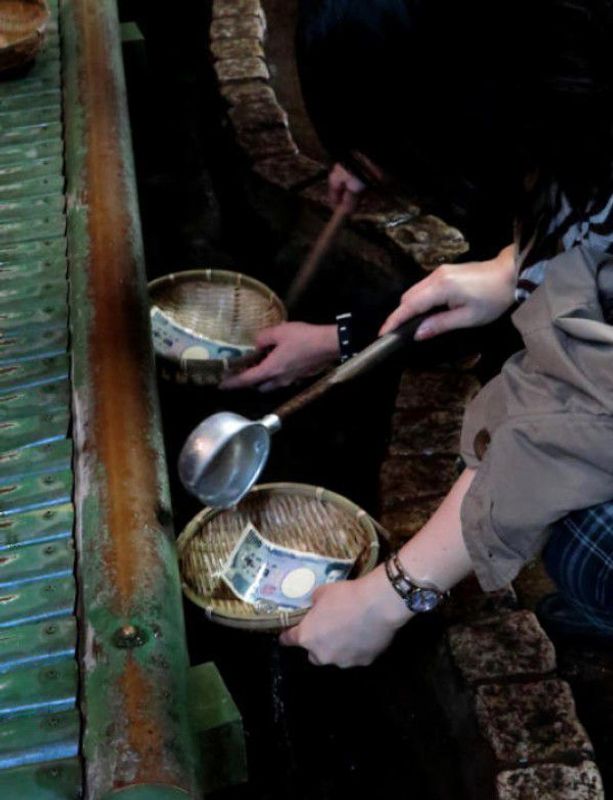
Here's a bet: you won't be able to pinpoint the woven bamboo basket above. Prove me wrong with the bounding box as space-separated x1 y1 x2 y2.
149 269 286 385
0 0 50 74
177 483 380 632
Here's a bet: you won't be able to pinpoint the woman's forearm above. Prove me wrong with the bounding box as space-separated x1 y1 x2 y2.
354 467 477 631
395 467 476 590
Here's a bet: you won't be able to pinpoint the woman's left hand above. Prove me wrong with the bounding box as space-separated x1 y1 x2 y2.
279 566 410 668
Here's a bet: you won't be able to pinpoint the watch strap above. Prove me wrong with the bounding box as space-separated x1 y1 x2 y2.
336 311 355 363
384 551 446 612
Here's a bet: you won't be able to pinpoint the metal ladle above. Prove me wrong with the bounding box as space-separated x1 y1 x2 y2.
178 311 438 507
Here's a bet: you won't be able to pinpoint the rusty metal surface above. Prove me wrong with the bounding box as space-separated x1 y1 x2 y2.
61 1 199 798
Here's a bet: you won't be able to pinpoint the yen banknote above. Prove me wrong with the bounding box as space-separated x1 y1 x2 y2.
220 523 355 610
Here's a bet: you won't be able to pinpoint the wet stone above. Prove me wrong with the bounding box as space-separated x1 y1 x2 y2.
379 455 459 509
210 16 266 42
388 408 463 456
475 679 594 765
379 496 445 542
448 610 556 684
396 370 480 410
212 0 266 22
214 57 270 84
228 96 288 131
253 153 327 190
219 81 275 107
386 217 469 269
235 126 298 161
497 761 604 800
351 192 419 226
443 576 518 625
210 38 265 61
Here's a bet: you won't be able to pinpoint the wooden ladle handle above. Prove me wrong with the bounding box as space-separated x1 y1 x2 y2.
273 309 445 421
285 203 348 310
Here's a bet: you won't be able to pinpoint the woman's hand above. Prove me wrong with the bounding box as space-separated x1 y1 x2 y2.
379 244 517 340
328 163 366 212
279 566 410 668
219 322 339 392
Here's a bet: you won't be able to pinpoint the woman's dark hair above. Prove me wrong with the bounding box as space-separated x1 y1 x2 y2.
296 0 613 240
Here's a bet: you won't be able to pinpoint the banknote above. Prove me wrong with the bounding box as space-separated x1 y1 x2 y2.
220 523 356 610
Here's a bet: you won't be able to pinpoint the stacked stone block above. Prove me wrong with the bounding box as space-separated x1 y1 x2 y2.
209 0 468 269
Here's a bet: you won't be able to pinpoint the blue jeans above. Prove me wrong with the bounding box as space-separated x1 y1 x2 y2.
543 502 613 637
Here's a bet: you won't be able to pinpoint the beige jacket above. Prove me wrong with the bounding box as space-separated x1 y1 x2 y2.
460 246 613 591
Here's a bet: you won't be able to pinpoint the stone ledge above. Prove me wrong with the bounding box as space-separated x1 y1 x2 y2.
253 153 327 191
212 0 266 21
228 96 288 131
380 454 460 508
210 38 265 61
475 679 594 765
448 609 557 685
214 57 270 84
219 80 275 107
497 761 604 800
388 408 463 456
210 16 266 42
395 370 480 410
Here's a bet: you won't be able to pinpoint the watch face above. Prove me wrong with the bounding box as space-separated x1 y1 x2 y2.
409 588 440 613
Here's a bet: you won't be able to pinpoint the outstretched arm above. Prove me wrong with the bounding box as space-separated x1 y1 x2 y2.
219 322 340 391
380 244 517 339
279 468 476 667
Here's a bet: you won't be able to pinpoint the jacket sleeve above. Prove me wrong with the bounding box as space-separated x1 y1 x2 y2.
460 246 613 591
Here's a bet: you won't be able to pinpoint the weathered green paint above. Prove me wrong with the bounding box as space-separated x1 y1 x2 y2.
0 194 65 220
0 3 81 792
0 327 68 363
0 659 77 719
0 380 70 418
0 157 63 185
0 214 65 245
0 238 66 263
0 297 67 330
0 89 61 110
0 537 74 586
0 275 67 300
188 664 247 795
0 437 70 475
0 757 81 799
0 575 76 628
0 409 69 454
0 617 76 673
0 501 72 547
0 708 79 769
0 122 63 148
120 22 145 44
61 0 200 796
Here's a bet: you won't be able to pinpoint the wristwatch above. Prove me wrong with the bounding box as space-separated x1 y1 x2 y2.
384 551 446 613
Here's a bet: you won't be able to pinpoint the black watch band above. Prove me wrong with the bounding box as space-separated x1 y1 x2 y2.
336 311 355 363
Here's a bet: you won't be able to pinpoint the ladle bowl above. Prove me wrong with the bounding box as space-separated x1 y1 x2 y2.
178 411 281 508
179 310 446 508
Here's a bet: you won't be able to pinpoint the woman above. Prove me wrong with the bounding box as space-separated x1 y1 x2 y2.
272 0 613 665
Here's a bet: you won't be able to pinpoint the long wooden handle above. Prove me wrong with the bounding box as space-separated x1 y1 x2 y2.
285 203 348 309
273 309 445 421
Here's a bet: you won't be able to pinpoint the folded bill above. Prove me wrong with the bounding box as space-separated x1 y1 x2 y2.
220 523 356 610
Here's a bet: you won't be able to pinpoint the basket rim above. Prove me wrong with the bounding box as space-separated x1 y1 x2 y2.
148 268 287 355
0 0 50 49
176 481 380 631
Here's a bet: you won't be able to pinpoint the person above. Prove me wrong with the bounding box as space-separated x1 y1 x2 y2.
221 0 521 392
269 0 613 665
